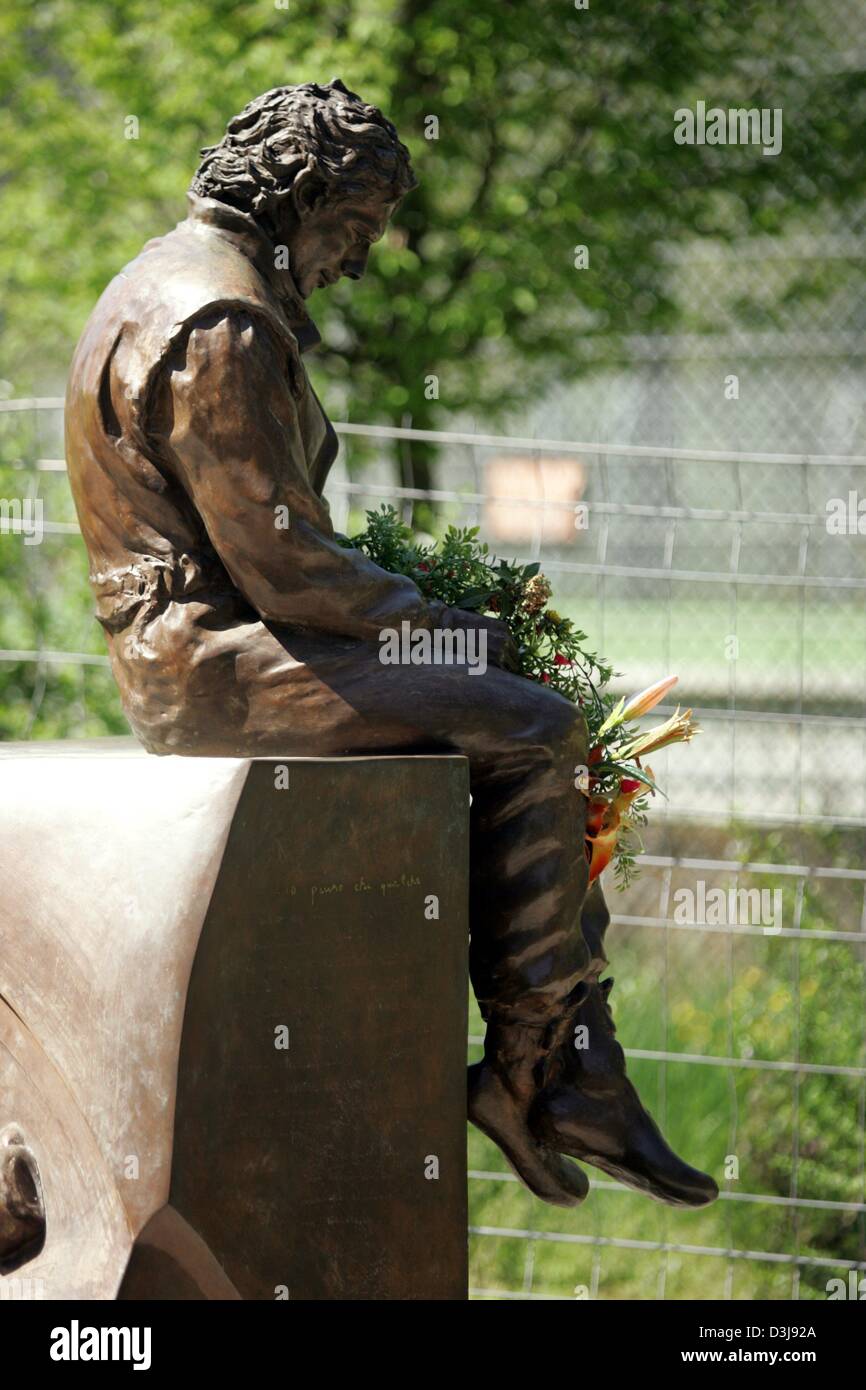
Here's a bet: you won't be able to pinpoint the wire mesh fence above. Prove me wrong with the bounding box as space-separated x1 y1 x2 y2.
1 399 865 1297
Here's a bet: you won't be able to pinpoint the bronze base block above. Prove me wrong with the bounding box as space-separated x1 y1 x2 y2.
0 741 469 1300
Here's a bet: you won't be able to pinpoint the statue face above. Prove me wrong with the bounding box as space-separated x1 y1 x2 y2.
289 194 397 299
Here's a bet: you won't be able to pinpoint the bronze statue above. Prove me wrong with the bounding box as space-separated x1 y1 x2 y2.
65 80 717 1210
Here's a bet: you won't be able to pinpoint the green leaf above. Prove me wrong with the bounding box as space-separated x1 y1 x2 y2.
453 587 496 609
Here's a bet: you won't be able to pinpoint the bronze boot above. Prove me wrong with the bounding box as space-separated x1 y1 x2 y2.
0 1129 46 1272
468 1014 590 1207
530 979 719 1208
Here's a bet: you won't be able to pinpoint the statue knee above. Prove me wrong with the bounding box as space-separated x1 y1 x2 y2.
536 693 589 765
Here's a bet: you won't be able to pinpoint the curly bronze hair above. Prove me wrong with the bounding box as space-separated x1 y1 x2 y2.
191 79 417 221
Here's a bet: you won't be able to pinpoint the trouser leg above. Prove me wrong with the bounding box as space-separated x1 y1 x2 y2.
157 625 602 1021
467 707 600 1022
133 620 718 1206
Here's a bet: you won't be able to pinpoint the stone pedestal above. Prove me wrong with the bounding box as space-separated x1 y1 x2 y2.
0 741 469 1300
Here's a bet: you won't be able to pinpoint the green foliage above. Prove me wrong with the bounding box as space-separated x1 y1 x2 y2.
1 0 861 496
345 503 614 708
468 821 866 1299
0 407 127 739
346 505 698 883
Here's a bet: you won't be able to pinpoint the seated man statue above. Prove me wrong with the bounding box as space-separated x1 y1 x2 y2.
65 79 717 1210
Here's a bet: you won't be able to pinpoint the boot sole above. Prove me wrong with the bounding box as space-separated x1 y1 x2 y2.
546 1141 719 1208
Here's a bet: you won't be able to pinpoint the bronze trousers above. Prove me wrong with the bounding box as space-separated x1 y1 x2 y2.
122 609 605 1021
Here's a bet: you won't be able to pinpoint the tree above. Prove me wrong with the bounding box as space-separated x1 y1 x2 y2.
0 0 863 736
1 0 862 508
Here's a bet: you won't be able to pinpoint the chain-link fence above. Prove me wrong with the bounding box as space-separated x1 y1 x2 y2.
1 398 865 1297
335 422 866 1298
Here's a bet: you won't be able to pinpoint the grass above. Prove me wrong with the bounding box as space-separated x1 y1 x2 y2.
554 593 866 713
467 822 866 1301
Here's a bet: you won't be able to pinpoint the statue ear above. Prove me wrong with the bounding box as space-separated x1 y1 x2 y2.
291 165 328 222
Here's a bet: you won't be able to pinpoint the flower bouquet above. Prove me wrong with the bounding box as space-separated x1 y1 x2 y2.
342 507 699 887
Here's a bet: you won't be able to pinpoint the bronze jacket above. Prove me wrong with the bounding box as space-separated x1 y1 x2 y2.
65 194 432 695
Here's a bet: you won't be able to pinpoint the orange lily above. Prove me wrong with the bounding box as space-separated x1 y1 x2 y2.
619 707 700 760
584 774 651 882
596 674 679 739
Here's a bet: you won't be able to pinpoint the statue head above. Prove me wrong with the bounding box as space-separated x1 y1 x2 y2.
191 79 417 299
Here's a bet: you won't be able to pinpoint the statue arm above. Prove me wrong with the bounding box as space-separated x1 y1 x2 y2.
153 306 436 641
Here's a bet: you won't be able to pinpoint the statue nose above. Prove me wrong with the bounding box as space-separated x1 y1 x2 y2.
342 244 370 281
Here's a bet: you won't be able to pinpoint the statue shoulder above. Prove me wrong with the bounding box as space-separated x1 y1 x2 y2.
120 221 299 355
67 222 303 443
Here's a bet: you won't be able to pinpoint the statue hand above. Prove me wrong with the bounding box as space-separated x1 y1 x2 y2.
437 605 521 674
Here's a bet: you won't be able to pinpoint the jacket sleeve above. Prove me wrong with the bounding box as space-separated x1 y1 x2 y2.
151 306 434 641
